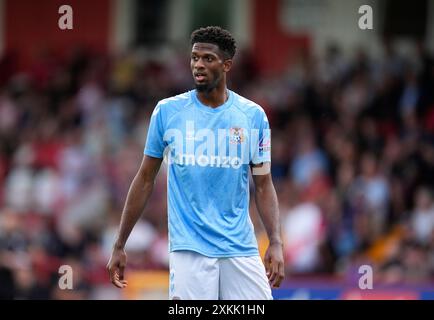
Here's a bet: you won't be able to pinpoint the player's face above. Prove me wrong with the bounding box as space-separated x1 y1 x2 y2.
191 42 229 92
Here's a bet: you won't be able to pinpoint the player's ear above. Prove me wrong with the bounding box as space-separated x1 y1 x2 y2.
223 59 232 72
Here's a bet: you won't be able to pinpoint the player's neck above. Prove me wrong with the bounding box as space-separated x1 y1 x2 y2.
196 84 228 108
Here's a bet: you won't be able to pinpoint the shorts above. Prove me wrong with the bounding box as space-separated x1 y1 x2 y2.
169 250 273 300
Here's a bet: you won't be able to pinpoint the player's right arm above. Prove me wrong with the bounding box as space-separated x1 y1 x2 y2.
107 155 163 288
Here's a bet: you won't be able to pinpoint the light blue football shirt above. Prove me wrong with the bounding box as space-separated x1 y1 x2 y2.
144 89 271 257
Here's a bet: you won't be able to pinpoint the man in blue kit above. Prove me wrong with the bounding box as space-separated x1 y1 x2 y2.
107 26 284 299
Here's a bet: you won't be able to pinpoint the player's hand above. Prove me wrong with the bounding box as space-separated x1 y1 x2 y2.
264 242 285 288
107 247 128 288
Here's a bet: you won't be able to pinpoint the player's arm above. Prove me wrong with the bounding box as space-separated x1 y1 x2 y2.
107 155 163 288
251 165 285 288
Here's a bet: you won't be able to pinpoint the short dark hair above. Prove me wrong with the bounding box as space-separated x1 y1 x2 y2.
190 26 236 59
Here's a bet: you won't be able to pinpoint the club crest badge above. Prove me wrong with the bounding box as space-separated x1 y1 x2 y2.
229 127 245 144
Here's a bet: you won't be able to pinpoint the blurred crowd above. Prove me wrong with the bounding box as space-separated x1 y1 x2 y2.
1 38 434 299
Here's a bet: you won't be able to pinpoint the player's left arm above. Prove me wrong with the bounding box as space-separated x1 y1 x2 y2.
251 166 285 288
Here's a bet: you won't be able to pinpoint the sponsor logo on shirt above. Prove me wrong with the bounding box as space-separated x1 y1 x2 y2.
259 137 271 153
171 153 243 169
